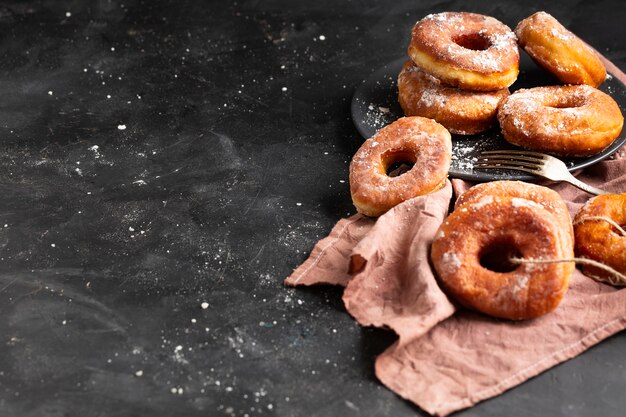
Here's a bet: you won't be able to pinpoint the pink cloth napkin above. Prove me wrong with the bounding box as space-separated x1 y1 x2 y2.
284 55 626 415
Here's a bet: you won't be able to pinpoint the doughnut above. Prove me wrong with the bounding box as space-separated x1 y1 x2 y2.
574 194 626 281
408 12 519 91
431 195 573 320
497 85 624 157
397 60 510 135
515 11 606 87
455 180 574 244
349 116 451 217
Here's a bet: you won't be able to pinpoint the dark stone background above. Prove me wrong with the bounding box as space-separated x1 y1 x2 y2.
0 0 623 416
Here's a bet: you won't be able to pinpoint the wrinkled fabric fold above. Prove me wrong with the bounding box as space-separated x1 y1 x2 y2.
284 214 374 287
343 182 456 343
375 271 626 416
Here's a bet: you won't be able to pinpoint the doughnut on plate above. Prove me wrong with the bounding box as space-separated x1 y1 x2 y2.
351 53 626 181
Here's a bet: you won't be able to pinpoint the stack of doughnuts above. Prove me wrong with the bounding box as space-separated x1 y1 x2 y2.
399 12 519 135
431 181 574 320
399 11 623 156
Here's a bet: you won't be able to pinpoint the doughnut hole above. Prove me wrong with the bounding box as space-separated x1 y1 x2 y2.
453 32 492 51
382 149 417 177
479 237 523 273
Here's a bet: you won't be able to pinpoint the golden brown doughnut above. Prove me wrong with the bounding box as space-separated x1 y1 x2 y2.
397 61 510 135
574 194 626 280
515 11 606 87
431 195 573 320
408 12 519 91
349 116 451 217
455 180 574 244
497 85 624 157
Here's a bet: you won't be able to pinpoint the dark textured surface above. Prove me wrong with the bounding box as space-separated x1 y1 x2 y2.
0 1 624 416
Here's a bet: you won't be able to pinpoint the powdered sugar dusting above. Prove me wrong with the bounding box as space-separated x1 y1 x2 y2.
471 195 493 210
441 251 461 272
510 274 529 294
362 102 395 131
511 197 543 209
451 143 478 171
418 88 446 108
549 26 573 42
423 12 461 23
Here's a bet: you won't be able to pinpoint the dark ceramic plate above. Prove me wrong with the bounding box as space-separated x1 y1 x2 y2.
351 53 626 181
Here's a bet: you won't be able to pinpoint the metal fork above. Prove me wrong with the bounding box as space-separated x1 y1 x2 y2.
475 150 609 195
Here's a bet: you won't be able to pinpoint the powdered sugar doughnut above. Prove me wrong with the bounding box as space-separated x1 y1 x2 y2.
431 195 572 320
349 117 451 217
515 11 606 87
408 12 519 91
497 85 624 157
397 61 509 135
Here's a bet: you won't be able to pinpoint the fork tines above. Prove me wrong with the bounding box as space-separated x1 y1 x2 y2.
480 150 548 159
474 149 609 195
475 150 545 174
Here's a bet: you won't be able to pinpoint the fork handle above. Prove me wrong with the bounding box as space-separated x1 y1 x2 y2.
565 174 610 195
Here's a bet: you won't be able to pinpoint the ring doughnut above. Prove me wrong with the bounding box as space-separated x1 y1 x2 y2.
574 194 626 280
431 195 572 320
398 60 510 135
408 12 519 91
455 180 574 243
515 11 606 87
497 85 624 157
349 116 451 217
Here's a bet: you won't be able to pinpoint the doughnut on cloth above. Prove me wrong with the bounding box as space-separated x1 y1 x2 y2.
284 56 626 416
